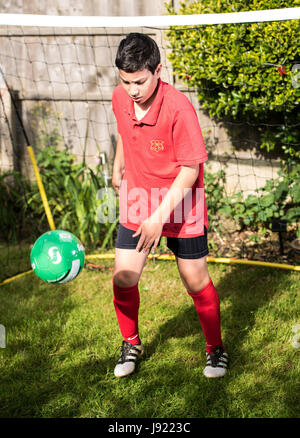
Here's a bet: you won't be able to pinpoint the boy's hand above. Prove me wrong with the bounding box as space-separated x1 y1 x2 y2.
112 169 123 194
133 217 163 253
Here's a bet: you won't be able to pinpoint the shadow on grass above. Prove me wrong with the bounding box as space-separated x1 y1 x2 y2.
0 265 297 418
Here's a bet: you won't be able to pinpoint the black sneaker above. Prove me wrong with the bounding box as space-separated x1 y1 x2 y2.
114 341 144 378
203 345 228 378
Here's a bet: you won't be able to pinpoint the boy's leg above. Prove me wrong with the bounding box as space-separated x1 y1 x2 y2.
112 225 149 378
176 254 210 292
113 247 149 345
176 256 228 378
176 256 222 350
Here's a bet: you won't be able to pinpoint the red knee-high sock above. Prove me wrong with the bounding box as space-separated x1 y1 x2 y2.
187 279 224 353
113 280 140 345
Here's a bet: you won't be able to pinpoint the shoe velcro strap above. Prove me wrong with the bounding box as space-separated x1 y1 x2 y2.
118 353 139 363
128 353 138 359
130 346 142 353
206 362 227 369
206 356 228 368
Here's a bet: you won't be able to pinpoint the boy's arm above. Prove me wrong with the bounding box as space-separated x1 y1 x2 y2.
112 133 124 194
133 164 199 253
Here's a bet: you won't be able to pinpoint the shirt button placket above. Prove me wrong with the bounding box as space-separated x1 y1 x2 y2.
132 123 139 142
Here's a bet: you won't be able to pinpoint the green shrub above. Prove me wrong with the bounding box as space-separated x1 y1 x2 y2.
166 0 300 159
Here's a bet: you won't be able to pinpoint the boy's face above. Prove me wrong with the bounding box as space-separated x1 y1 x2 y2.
119 64 162 109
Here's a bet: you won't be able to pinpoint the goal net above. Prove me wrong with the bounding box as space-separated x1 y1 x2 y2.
0 7 300 284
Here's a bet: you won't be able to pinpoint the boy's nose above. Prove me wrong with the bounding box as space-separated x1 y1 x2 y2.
130 85 139 96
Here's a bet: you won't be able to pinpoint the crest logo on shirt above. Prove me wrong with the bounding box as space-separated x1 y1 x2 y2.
150 139 164 152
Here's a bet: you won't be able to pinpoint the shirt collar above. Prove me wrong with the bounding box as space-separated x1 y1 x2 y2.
127 78 165 126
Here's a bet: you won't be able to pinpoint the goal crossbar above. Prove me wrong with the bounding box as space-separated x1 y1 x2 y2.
0 7 299 28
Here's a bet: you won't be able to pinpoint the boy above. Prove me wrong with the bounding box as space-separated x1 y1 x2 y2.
111 33 228 379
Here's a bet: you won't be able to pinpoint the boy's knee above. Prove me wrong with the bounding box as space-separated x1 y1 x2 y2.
179 267 210 293
113 270 139 288
178 260 210 293
184 277 211 294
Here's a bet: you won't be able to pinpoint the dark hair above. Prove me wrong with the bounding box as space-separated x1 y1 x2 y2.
115 33 161 74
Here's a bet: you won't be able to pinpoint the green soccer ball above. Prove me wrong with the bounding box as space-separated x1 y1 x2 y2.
30 230 85 283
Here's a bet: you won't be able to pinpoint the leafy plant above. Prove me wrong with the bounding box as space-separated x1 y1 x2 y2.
27 103 118 250
204 168 228 227
27 144 119 250
220 161 300 236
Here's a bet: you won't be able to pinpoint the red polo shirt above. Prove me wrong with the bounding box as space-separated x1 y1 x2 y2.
112 79 209 237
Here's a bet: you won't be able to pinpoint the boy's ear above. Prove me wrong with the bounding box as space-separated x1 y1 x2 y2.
155 63 162 77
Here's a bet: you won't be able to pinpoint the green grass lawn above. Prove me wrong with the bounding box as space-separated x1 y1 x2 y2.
0 257 299 418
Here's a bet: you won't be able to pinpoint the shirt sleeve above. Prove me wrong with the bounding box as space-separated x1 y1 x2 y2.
112 87 121 133
172 107 208 165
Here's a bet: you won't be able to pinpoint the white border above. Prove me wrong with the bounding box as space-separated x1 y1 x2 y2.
0 8 299 27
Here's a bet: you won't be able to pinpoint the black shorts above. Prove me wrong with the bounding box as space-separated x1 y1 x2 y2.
115 224 209 260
